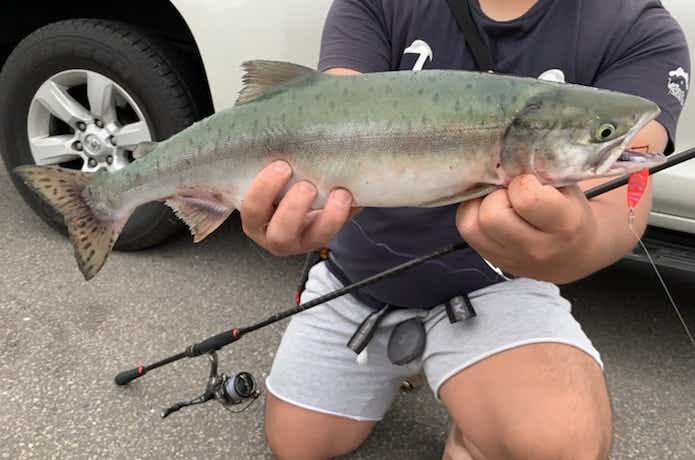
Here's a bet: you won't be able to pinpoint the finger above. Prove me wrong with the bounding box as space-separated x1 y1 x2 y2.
478 189 546 248
456 198 507 256
507 175 582 233
301 188 353 248
302 210 322 229
240 161 293 237
265 181 317 252
302 204 361 229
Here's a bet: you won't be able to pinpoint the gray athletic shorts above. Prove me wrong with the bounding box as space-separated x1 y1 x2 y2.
266 261 602 422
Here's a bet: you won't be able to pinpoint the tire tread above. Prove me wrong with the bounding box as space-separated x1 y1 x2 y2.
0 18 209 251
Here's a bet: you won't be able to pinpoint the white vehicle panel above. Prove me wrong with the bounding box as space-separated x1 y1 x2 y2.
651 0 695 234
170 0 333 111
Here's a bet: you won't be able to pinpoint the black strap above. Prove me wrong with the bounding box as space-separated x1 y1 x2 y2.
445 0 496 72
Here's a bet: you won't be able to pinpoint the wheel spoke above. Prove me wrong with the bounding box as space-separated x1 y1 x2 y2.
35 80 92 127
87 72 117 124
29 135 80 165
113 121 152 148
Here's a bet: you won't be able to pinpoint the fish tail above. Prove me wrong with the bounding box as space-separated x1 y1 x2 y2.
13 165 127 281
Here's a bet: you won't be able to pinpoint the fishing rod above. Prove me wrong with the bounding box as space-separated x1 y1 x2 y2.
114 145 695 417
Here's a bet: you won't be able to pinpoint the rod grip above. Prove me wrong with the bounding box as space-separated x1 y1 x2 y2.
114 366 146 385
187 329 240 357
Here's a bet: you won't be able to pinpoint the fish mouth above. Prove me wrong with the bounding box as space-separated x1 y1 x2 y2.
604 148 667 175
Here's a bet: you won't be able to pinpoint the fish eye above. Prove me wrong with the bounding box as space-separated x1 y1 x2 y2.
595 123 617 141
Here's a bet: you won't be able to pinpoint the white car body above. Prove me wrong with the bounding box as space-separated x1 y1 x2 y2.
652 0 694 235
170 0 334 111
171 0 695 235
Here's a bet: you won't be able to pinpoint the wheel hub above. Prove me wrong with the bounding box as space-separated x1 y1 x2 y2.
80 125 116 162
26 69 152 174
83 133 105 156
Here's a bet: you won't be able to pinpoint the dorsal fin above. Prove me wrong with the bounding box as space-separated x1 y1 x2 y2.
235 60 316 105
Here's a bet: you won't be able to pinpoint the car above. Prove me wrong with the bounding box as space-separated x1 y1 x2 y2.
0 0 693 268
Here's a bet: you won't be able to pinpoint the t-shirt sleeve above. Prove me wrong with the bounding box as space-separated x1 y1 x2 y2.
318 0 392 73
591 3 690 154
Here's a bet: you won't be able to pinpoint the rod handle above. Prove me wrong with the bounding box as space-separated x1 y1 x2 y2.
114 366 146 386
187 329 240 357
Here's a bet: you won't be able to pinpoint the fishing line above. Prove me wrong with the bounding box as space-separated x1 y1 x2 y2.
628 212 695 349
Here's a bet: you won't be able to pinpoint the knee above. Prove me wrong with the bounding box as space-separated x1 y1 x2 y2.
447 393 613 460
265 423 366 460
448 420 611 460
264 392 373 460
265 424 328 460
497 410 613 460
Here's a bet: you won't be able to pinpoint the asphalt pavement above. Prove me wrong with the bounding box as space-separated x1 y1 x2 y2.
1 164 694 460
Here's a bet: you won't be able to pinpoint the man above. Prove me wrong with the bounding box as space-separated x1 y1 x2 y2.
240 0 690 458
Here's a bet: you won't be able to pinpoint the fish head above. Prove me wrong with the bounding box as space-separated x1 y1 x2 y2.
499 83 664 186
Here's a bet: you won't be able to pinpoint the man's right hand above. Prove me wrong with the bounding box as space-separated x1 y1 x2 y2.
240 160 355 256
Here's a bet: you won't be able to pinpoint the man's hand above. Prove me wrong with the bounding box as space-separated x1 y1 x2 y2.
457 120 669 284
456 175 600 283
240 160 355 256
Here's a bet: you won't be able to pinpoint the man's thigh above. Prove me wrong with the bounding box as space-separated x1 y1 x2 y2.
439 342 612 460
421 277 611 459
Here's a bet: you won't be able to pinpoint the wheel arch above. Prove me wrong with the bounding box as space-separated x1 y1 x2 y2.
0 0 214 114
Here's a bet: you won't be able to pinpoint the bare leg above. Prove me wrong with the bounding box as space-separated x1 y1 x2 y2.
439 343 612 460
264 392 376 460
442 422 477 460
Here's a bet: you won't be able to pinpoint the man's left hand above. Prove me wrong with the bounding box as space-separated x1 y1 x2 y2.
456 174 600 283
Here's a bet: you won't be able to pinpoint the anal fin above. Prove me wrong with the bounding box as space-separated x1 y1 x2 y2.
165 191 234 243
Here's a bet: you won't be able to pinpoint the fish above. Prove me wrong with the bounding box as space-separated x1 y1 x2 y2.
13 60 665 280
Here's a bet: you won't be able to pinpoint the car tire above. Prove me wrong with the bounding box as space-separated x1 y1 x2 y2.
0 19 208 250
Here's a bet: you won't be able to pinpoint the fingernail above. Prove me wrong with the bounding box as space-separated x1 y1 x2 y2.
331 189 351 206
298 182 316 195
272 161 290 174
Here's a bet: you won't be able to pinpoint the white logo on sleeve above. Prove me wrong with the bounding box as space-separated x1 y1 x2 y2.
403 40 433 71
668 67 689 106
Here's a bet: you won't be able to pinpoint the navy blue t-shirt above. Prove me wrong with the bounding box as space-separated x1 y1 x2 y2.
318 0 690 309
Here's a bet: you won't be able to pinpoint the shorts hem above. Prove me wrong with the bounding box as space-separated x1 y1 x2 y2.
265 378 384 423
432 338 604 400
